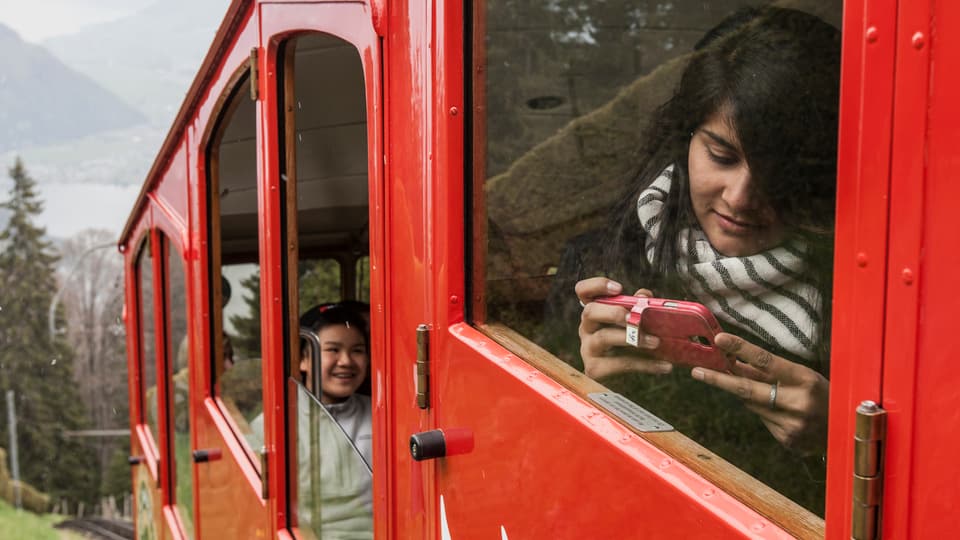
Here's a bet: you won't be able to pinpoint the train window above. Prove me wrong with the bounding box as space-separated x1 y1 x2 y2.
206 71 264 466
471 0 842 523
165 239 194 537
355 256 370 303
278 32 373 538
137 236 159 448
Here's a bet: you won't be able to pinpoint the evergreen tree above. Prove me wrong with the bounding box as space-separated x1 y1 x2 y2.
228 258 345 359
0 158 97 507
229 270 262 359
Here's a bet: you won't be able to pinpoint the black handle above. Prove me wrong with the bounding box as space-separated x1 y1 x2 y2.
410 430 446 461
192 448 223 463
128 455 144 466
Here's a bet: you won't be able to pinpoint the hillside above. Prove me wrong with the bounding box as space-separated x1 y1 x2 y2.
0 24 146 153
44 0 231 126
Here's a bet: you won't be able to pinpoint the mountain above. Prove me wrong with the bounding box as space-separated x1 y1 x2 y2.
44 0 231 126
0 24 146 153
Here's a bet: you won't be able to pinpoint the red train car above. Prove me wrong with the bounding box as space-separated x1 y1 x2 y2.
119 0 960 538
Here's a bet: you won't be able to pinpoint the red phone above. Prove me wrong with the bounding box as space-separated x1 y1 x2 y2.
594 295 732 372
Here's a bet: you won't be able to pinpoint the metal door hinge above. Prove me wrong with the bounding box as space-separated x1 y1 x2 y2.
852 400 886 540
249 47 259 101
416 324 430 409
259 446 269 499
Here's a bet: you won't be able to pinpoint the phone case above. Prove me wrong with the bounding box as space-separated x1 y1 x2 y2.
594 295 732 372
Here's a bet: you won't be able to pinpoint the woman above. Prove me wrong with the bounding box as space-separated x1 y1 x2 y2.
574 7 840 513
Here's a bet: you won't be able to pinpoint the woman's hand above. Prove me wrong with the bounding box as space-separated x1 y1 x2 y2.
575 277 672 379
690 332 829 454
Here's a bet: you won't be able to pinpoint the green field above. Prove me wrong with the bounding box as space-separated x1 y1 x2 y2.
0 499 84 540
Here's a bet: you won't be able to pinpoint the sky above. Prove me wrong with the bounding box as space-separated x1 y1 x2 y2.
0 0 202 239
0 0 151 42
0 0 153 238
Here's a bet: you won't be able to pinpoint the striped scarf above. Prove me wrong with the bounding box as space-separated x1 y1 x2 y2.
636 165 821 362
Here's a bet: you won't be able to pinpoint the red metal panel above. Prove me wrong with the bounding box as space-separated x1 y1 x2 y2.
823 0 897 536
437 326 796 538
155 143 190 227
379 0 436 537
890 1 960 537
194 399 269 537
879 1 932 537
256 6 289 533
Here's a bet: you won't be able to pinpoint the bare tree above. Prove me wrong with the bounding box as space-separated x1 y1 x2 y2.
58 228 129 496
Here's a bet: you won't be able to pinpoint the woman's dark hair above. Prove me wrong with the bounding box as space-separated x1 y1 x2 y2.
605 7 841 366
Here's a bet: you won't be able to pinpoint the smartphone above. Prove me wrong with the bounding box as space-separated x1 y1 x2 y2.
593 295 732 372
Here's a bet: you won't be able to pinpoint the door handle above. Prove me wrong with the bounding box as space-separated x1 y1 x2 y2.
192 448 223 463
410 428 474 461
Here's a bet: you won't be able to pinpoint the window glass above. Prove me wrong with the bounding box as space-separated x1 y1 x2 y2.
291 380 372 539
166 242 193 537
138 237 159 445
279 33 372 537
355 256 370 303
207 73 264 463
219 263 263 451
300 259 342 306
474 0 842 516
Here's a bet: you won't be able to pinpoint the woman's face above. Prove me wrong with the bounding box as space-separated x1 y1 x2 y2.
687 111 786 257
300 323 368 404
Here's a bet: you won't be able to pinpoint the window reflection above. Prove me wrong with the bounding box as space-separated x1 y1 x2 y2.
138 238 158 445
476 0 842 515
207 72 264 465
167 245 193 537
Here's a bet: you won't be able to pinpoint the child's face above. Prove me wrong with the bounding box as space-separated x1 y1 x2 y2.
687 111 786 257
301 324 368 404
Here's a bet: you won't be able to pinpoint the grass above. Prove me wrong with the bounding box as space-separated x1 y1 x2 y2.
0 498 85 540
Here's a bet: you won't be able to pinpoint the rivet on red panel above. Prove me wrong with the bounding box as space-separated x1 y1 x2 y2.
449 295 459 305
856 252 868 267
866 26 879 43
912 32 925 49
449 107 459 116
902 268 914 285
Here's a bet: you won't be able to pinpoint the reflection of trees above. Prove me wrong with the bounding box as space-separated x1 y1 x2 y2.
483 0 741 177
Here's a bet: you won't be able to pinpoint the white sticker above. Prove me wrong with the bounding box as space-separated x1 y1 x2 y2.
625 324 639 347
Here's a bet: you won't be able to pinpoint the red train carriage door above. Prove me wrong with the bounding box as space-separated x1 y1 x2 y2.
423 1 890 539
128 225 201 539
196 59 272 538
258 3 383 539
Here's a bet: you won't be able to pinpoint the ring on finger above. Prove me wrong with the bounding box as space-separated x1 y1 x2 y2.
768 382 779 410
